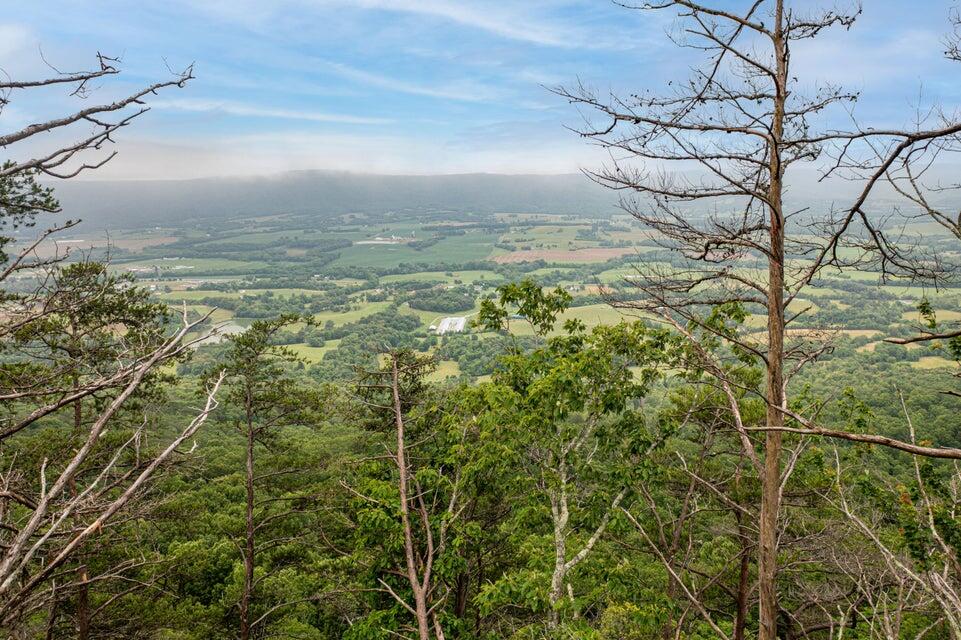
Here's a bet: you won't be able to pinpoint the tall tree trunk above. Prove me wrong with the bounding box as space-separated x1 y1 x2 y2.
391 358 432 640
759 3 787 639
71 362 90 640
547 516 567 629
547 461 569 629
76 567 89 640
454 573 468 619
43 588 59 640
240 399 255 640
734 509 751 640
663 472 697 639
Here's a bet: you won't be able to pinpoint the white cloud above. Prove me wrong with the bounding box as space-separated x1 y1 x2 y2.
186 0 633 49
345 0 574 48
150 98 392 124
320 60 503 102
59 126 602 180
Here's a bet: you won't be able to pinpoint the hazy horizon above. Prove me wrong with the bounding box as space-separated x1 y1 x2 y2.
6 1 961 180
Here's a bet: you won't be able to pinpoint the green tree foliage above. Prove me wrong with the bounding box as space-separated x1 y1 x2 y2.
406 287 476 313
0 269 221 636
472 279 674 635
435 334 540 377
309 309 423 381
0 162 59 264
203 316 327 639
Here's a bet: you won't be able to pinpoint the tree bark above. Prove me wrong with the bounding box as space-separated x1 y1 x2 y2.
76 566 89 640
391 357 432 640
240 394 255 640
454 573 468 619
661 472 697 639
547 469 568 630
759 3 787 638
71 360 90 640
734 509 751 640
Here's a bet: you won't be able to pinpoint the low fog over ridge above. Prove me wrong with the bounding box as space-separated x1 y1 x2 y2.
49 166 944 234
51 171 620 232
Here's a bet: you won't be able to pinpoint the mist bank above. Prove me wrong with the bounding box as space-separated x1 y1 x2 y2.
49 166 961 234
50 171 621 232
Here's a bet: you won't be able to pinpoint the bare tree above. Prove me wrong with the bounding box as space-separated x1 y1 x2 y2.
0 53 215 635
827 394 961 639
869 14 961 355
947 7 961 64
354 351 463 640
623 394 752 640
556 2 961 637
0 52 192 180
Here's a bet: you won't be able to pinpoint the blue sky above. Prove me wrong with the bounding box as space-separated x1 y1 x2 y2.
3 1 960 179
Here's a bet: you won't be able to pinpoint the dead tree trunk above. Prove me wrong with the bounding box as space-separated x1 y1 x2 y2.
758 6 787 637
391 357 433 640
734 509 751 640
0 52 201 634
76 567 90 640
239 392 256 640
355 351 461 640
552 0 961 634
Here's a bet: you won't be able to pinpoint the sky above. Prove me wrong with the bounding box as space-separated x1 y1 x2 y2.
2 0 961 180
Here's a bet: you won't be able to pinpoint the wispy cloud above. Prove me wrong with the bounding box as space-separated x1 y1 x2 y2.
150 98 392 124
184 0 644 50
344 0 574 48
321 60 503 102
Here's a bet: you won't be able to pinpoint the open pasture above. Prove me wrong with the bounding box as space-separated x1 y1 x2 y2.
332 231 499 268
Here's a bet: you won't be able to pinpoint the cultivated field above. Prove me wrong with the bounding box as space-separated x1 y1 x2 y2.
493 247 642 263
76 209 961 375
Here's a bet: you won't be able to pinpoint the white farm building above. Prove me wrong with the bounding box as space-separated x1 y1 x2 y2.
434 317 468 335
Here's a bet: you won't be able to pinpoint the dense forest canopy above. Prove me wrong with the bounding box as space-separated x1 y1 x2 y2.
5 2 961 639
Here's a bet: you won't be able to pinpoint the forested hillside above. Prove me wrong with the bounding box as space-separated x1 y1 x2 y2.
5 2 961 640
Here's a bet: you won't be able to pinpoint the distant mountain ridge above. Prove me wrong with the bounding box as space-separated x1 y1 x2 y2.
50 171 621 232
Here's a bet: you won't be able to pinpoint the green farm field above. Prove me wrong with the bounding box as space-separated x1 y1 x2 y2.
106 209 961 383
